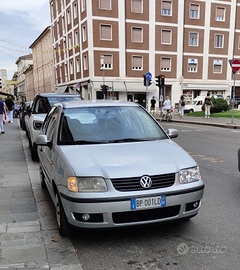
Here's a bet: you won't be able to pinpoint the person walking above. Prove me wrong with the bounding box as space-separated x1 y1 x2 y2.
178 95 185 118
202 93 214 118
0 97 5 134
5 96 15 123
150 96 156 114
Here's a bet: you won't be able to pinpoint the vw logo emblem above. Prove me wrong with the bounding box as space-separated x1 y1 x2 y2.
140 175 152 188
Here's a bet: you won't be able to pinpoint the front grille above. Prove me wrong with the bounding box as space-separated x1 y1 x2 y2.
111 173 175 191
112 205 180 224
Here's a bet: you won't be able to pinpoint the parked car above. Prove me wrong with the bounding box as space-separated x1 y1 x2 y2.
13 103 20 118
19 101 31 130
26 93 82 161
184 96 205 113
36 100 205 236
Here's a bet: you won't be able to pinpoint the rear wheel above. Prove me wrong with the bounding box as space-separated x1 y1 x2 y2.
55 193 71 236
166 114 171 122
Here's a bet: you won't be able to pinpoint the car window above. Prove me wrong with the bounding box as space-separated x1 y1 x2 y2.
45 108 59 141
58 106 168 144
35 97 50 113
47 96 82 107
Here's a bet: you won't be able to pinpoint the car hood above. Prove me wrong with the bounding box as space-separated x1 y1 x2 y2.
60 140 196 178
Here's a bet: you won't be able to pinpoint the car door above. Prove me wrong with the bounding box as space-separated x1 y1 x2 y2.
39 107 60 193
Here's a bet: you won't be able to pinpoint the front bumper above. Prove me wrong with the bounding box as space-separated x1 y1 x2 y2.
60 184 205 229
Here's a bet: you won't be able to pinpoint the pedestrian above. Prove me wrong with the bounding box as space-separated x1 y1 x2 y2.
163 96 171 116
5 96 15 123
150 96 156 114
178 95 185 118
202 93 214 118
0 97 5 134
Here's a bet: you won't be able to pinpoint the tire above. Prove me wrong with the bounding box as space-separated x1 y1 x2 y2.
190 109 194 113
166 114 171 122
30 141 39 161
55 193 71 236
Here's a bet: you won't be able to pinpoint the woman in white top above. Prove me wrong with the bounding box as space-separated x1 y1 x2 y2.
163 96 171 116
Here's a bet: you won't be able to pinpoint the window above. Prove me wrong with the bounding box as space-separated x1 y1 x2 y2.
67 9 71 24
76 58 80 72
62 16 65 35
213 60 222 73
100 24 112 40
81 0 86 12
69 36 72 49
101 54 112 69
188 59 197 72
65 64 68 81
189 32 198 46
131 27 143 43
99 0 111 10
84 55 88 70
161 30 171 44
70 61 73 74
74 3 78 19
75 31 79 46
161 57 171 71
214 34 223 48
190 4 199 19
238 36 240 49
162 1 172 16
216 7 225 21
82 25 86 42
131 0 142 13
132 56 142 70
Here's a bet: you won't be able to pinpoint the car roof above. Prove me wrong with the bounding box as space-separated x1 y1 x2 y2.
36 93 82 98
57 100 139 109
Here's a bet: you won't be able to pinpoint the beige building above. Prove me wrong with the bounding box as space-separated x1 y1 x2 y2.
49 0 240 109
29 26 55 100
24 65 35 101
15 55 33 100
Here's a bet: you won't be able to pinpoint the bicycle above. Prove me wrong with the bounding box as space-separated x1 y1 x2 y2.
159 108 173 122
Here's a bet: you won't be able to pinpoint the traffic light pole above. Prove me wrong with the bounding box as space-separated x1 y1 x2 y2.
146 80 149 112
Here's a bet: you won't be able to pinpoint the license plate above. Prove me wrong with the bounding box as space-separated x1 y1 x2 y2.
131 195 166 210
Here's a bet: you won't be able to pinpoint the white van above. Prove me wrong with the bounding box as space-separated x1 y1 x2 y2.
184 96 205 113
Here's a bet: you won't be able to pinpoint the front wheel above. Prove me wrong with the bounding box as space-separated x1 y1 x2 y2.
55 193 71 236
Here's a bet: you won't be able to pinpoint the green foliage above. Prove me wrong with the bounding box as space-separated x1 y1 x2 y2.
202 97 229 113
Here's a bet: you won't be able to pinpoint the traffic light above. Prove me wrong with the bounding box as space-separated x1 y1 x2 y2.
148 78 152 86
156 75 160 87
101 84 109 95
143 75 146 86
160 75 165 86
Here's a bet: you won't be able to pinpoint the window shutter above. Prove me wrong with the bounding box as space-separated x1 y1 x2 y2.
101 25 111 40
217 7 224 17
132 28 142 42
162 30 171 43
132 56 142 68
162 1 171 9
100 0 110 10
190 4 199 11
161 58 170 69
132 0 141 13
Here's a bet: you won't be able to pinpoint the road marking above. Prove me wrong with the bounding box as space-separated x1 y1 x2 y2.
189 153 224 163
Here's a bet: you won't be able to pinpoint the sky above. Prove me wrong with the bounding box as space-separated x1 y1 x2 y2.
0 0 51 80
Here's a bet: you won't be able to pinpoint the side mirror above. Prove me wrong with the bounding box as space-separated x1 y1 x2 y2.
167 128 178 139
36 135 52 149
27 107 32 116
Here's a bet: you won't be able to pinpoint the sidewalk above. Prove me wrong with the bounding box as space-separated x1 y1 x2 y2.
154 112 240 129
0 120 82 270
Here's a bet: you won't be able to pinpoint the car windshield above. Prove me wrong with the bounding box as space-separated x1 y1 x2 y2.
58 106 168 144
36 96 82 114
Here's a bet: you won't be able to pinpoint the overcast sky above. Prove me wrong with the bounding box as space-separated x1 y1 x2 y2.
0 0 51 80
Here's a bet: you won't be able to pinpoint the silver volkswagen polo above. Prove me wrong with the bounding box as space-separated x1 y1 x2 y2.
36 100 204 236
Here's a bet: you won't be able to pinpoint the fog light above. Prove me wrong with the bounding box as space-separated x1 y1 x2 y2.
82 214 90 221
193 201 199 208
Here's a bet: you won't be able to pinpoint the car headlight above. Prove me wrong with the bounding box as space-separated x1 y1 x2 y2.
68 177 107 192
179 166 201 184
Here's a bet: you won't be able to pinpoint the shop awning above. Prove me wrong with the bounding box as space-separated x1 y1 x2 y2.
92 81 126 92
55 85 68 93
182 83 229 91
125 82 156 92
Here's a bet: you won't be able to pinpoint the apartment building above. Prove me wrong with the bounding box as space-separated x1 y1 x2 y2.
29 27 55 101
50 0 240 109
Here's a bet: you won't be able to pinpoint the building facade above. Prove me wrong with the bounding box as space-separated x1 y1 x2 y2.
49 0 240 109
29 27 55 101
15 55 33 101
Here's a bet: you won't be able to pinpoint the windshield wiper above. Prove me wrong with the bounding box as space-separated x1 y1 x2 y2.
106 138 150 143
74 140 104 145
